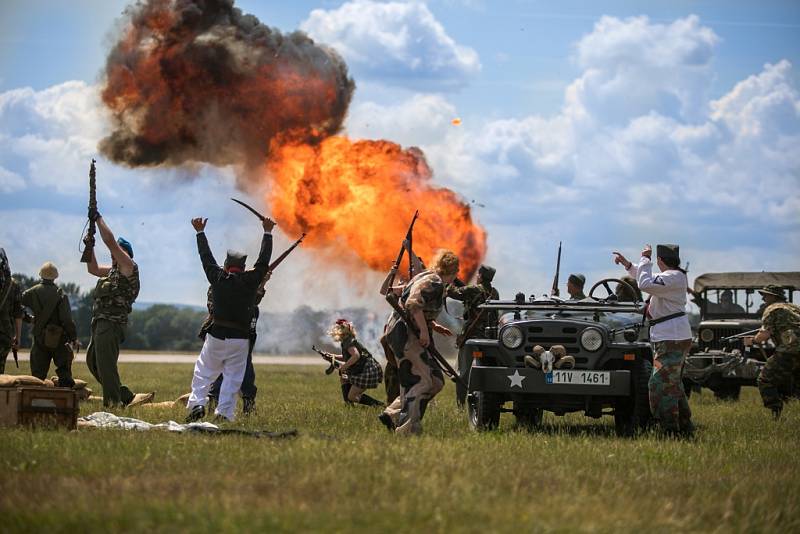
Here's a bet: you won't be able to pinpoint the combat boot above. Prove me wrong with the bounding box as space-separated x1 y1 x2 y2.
242 397 256 415
378 412 396 431
185 405 205 423
772 406 782 420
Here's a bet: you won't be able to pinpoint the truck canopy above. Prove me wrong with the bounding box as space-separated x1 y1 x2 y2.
693 272 800 293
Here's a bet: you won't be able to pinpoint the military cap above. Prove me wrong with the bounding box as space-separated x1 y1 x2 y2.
117 237 134 259
758 285 786 301
656 244 680 262
224 250 247 270
568 273 586 287
39 261 59 280
478 264 496 283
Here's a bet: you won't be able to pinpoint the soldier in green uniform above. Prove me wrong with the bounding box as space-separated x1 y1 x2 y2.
0 249 23 373
85 213 141 407
753 285 800 419
447 264 498 406
21 262 77 386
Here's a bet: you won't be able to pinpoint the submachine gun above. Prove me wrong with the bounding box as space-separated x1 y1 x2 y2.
79 159 97 263
312 345 343 375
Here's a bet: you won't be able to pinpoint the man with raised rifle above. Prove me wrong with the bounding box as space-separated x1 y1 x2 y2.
186 214 274 423
447 264 499 407
0 248 23 374
379 249 458 435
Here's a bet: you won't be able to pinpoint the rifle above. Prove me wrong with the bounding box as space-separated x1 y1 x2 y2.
551 241 562 297
80 159 97 264
721 328 761 342
385 292 467 389
259 233 305 291
379 211 419 296
312 345 342 375
456 309 486 348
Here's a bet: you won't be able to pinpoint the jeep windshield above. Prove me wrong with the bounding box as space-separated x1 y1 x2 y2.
488 298 645 331
692 272 800 320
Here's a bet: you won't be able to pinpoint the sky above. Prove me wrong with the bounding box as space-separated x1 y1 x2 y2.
0 0 798 311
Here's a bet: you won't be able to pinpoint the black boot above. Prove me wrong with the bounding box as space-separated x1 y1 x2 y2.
378 412 395 431
242 397 256 415
185 405 205 423
341 383 353 404
772 406 783 420
358 394 384 407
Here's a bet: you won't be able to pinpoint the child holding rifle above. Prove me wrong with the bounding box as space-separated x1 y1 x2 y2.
325 319 384 407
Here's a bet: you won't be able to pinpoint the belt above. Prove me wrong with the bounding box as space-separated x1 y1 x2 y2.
648 311 686 327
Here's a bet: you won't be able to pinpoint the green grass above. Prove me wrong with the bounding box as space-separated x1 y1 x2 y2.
1 360 799 533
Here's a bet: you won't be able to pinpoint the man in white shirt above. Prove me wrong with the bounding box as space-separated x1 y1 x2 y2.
613 244 694 438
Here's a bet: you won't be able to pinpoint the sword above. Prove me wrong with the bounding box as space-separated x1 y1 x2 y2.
231 198 269 222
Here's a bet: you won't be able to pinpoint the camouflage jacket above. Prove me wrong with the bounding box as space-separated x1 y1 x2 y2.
0 279 23 343
92 263 140 325
762 302 800 353
448 282 498 338
403 270 445 322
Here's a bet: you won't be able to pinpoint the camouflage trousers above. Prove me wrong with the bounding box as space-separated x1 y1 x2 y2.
383 328 444 435
757 351 799 412
650 340 693 432
380 334 400 404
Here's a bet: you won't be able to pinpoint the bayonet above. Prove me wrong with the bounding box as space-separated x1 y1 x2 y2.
551 241 562 297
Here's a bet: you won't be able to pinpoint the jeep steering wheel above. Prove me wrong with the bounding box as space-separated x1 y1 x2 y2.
589 278 640 304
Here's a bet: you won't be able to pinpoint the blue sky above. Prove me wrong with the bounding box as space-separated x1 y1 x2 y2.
0 0 798 309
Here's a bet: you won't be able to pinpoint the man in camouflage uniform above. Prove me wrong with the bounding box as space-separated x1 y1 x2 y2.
753 285 800 419
21 262 77 386
85 213 142 407
0 249 23 373
379 250 458 435
447 264 498 406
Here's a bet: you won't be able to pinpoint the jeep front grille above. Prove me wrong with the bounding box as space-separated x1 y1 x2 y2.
703 327 743 350
514 323 592 368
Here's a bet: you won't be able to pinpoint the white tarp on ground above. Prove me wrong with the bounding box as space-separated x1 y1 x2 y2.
79 411 219 432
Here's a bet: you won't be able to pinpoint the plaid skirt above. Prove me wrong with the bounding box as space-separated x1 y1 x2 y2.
346 356 383 390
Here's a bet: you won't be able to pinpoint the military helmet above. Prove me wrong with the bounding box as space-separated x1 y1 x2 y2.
39 261 59 281
568 273 586 288
478 264 496 283
758 285 786 301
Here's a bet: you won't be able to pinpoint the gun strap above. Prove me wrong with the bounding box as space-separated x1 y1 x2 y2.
648 311 686 327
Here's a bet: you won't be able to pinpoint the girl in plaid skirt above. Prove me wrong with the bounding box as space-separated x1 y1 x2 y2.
327 319 384 407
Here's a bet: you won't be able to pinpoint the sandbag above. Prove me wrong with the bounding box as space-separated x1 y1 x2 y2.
174 393 191 407
0 374 45 387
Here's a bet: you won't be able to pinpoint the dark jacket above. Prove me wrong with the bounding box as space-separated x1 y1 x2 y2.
22 280 77 344
197 231 272 339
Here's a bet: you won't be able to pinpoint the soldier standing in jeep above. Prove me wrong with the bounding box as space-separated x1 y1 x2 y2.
614 243 694 437
753 285 800 419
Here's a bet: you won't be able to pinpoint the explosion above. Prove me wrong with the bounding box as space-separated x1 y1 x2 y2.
100 0 487 280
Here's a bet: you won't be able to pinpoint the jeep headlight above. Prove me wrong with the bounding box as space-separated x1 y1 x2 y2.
501 326 524 349
580 328 603 352
700 329 714 343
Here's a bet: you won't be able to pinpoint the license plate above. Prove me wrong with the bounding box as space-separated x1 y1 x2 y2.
548 370 610 386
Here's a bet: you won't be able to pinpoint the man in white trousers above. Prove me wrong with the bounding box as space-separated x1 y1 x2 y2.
186 215 274 422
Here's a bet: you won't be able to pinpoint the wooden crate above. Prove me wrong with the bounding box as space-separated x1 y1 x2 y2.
0 386 79 430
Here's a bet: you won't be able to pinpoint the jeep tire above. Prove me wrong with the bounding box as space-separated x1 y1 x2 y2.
614 358 653 437
468 391 501 431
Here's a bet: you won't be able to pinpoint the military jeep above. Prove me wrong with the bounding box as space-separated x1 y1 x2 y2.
684 272 800 400
464 278 652 436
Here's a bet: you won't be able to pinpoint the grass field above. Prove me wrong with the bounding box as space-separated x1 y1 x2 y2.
2 360 799 533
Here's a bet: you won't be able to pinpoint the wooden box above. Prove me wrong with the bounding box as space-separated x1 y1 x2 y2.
0 386 79 430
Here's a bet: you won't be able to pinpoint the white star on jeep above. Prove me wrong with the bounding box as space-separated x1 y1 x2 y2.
508 370 526 388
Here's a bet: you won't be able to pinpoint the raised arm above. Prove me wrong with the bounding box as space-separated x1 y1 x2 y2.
636 258 685 296
192 218 224 285
96 216 135 276
251 218 276 280
86 248 111 277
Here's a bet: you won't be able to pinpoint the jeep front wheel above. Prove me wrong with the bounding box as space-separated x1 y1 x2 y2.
614 359 653 437
468 391 501 431
514 401 543 431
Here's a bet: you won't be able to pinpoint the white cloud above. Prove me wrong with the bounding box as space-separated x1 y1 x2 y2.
0 165 25 193
349 15 799 298
302 0 480 90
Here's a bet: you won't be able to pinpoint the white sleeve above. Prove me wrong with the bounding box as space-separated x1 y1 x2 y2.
637 259 683 296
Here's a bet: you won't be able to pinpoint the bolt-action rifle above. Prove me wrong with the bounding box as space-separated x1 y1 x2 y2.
379 211 419 295
385 292 467 389
313 345 343 375
79 159 97 263
551 241 562 297
721 328 762 342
